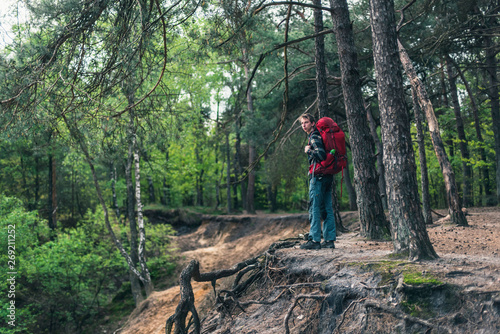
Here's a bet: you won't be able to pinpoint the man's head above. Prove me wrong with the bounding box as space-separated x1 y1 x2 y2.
300 113 315 134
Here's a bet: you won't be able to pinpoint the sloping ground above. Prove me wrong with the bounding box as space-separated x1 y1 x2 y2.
116 207 500 334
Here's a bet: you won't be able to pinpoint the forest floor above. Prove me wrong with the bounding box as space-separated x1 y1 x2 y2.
112 206 500 334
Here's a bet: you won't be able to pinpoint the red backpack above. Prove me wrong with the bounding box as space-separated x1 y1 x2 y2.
308 117 347 176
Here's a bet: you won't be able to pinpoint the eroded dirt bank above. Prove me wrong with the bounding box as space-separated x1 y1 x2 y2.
116 207 500 334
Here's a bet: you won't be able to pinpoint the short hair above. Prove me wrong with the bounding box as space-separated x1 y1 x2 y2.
300 113 315 124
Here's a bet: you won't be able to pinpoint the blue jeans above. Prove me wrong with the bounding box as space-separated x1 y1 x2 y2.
308 174 336 242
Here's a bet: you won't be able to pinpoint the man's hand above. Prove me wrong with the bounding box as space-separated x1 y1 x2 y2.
304 145 311 153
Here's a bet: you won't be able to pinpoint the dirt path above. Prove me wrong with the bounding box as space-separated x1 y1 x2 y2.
116 207 500 334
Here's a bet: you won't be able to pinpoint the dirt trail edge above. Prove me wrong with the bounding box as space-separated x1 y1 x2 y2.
117 207 500 334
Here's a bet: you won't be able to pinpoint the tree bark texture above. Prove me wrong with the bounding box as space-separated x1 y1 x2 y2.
134 142 154 297
370 0 438 260
412 89 433 225
445 55 473 207
127 108 143 305
343 159 358 211
243 47 256 214
331 175 348 233
485 32 500 205
235 114 247 211
330 0 389 240
398 39 468 227
226 132 232 213
367 107 388 210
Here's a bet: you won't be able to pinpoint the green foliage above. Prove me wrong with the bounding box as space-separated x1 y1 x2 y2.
0 196 138 333
21 226 126 333
144 224 177 282
0 195 47 333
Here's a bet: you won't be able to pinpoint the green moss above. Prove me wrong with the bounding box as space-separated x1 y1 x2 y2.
403 272 444 285
403 272 443 286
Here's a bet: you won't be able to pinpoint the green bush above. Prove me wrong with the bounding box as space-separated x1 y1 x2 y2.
0 195 127 333
0 195 48 333
0 195 179 333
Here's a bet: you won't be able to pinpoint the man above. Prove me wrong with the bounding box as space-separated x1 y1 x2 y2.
300 113 336 250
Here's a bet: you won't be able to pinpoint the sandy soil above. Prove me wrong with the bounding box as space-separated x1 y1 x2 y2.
115 206 500 334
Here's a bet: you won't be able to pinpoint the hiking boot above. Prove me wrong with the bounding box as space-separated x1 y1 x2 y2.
321 240 335 249
300 240 321 250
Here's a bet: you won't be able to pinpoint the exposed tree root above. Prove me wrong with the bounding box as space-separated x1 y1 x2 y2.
284 293 326 334
165 241 297 334
334 297 368 333
364 300 453 334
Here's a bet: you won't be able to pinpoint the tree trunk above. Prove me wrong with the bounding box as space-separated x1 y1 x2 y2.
439 59 450 107
313 0 329 116
243 46 256 214
35 155 40 210
445 55 473 207
226 132 232 214
48 151 57 230
484 31 500 205
215 145 220 210
161 177 168 206
398 39 468 227
366 107 388 210
412 89 433 225
315 0 345 229
126 110 144 306
331 175 348 232
111 165 120 219
134 142 154 297
330 0 390 240
342 159 357 211
369 0 438 260
246 144 256 213
148 175 155 204
267 183 278 212
454 61 492 205
235 116 246 210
